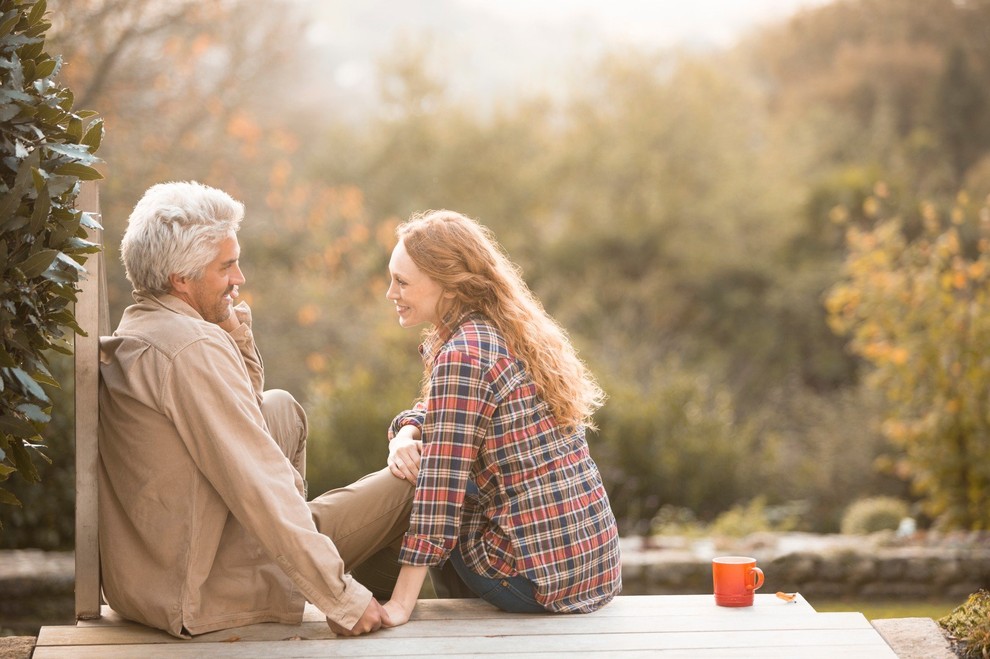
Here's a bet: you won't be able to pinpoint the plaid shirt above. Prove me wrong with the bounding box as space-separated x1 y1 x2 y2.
389 314 621 612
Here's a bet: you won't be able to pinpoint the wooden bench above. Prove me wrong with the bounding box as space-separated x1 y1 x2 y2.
38 594 899 657
56 184 900 656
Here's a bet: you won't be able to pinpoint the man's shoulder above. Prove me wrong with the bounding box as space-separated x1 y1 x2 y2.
108 302 227 360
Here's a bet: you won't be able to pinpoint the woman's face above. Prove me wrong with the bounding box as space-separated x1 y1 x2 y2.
386 239 449 328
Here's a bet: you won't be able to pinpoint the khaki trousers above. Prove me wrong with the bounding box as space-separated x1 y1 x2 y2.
263 389 414 599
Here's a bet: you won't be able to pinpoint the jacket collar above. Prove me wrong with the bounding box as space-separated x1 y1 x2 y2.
132 290 204 321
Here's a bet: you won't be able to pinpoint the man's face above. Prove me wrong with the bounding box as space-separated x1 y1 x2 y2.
178 235 245 323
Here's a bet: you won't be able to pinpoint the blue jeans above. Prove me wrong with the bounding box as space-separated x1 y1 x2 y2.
447 546 546 613
442 480 545 613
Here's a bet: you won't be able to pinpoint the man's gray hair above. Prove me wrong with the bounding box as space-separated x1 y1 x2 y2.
120 181 244 295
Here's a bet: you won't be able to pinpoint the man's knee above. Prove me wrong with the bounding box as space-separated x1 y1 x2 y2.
262 389 307 441
262 389 307 483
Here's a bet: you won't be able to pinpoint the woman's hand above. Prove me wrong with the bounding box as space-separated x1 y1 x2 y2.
388 426 423 481
381 598 413 627
382 565 428 628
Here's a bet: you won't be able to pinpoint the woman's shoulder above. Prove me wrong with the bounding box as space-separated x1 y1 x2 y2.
445 314 510 362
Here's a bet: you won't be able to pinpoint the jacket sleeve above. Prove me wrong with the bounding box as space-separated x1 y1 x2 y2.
161 329 372 629
229 302 264 404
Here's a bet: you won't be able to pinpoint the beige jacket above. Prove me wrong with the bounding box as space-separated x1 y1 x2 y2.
98 293 371 637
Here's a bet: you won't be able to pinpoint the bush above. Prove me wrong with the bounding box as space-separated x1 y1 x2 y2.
0 0 102 518
708 496 805 537
940 589 990 658
840 496 909 535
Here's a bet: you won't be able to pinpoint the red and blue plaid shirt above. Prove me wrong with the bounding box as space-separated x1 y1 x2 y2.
389 313 621 612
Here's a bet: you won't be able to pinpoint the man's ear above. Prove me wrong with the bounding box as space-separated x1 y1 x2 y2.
168 272 190 295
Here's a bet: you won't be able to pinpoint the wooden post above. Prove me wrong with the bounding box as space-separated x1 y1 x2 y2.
74 181 106 621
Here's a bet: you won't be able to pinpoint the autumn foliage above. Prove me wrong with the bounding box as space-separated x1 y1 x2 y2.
828 191 990 529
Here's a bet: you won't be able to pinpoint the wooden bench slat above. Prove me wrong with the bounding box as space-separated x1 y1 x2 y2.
35 609 878 647
74 594 816 630
38 613 873 646
33 626 897 658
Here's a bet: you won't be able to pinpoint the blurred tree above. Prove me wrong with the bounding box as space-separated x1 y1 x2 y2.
827 191 990 529
935 46 990 185
21 0 990 543
46 0 309 327
594 362 754 535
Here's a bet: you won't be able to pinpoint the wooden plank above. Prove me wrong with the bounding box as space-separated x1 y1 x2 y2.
73 180 104 622
31 627 898 658
72 595 817 630
36 611 878 647
397 593 818 620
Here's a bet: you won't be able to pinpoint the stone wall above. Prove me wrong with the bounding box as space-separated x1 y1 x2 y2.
0 550 74 636
620 533 990 602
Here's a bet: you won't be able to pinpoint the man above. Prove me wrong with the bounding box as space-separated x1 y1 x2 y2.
98 181 412 638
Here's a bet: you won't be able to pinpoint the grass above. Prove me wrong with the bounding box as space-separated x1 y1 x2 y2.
813 597 965 621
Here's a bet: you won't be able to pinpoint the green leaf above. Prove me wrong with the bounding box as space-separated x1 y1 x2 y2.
28 182 50 232
34 57 55 80
63 236 100 254
23 20 51 39
52 162 103 180
65 116 82 143
9 439 40 482
0 11 20 38
16 403 49 423
0 463 15 478
0 414 37 438
0 487 22 507
26 0 47 26
54 251 85 272
48 142 97 163
79 211 102 230
8 367 48 402
18 249 57 277
81 118 103 152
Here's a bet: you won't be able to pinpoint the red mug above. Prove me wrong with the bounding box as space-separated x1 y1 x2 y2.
712 556 765 607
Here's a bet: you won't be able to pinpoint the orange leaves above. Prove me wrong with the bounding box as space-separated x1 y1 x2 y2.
296 304 320 327
305 353 327 373
828 188 990 528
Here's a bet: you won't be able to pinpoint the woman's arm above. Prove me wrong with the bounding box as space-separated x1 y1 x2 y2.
382 565 429 627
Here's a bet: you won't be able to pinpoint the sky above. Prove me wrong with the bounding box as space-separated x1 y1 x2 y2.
304 0 835 115
456 0 831 48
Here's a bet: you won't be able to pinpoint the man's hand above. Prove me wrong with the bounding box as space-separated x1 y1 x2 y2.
388 426 423 481
217 298 244 333
326 598 388 637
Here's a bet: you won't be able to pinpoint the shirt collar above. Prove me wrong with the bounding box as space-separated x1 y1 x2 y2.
419 310 481 362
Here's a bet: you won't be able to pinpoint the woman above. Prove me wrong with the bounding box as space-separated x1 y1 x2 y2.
381 209 621 625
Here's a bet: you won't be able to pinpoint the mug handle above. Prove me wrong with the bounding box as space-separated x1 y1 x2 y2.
749 567 765 592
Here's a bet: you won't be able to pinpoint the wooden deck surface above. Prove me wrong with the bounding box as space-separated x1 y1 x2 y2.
34 594 897 658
